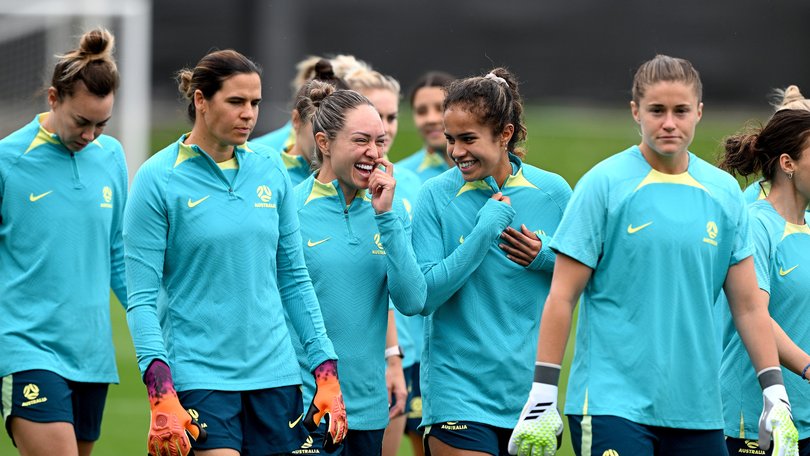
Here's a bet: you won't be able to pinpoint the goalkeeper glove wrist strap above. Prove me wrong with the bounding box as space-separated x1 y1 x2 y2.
758 367 784 390
534 362 561 386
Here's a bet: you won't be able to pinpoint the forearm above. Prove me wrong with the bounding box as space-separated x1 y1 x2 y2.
386 309 398 348
772 318 810 377
536 292 577 365
277 229 337 369
726 258 780 372
124 253 169 376
377 211 425 316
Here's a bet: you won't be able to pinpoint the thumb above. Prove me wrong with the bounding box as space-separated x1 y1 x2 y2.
185 419 206 443
303 401 322 432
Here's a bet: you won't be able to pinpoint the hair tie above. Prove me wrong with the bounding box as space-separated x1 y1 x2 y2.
484 73 508 87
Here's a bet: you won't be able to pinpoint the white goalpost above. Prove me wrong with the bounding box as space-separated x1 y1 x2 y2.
0 0 152 182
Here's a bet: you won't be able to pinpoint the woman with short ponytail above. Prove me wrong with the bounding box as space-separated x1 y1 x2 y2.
743 85 810 202
411 67 571 455
0 27 126 456
719 108 810 455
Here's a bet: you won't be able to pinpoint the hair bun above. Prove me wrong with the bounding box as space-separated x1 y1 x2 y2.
314 59 337 81
78 28 114 60
308 80 336 106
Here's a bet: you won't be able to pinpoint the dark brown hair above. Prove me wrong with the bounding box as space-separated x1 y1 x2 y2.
409 71 454 107
443 67 527 158
719 109 810 181
176 49 261 122
51 27 119 100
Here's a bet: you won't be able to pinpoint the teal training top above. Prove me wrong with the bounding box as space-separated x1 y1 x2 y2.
554 146 753 429
278 150 311 186
252 120 293 154
391 164 424 368
124 135 335 391
412 154 571 428
721 201 810 439
0 114 127 383
396 147 450 184
290 175 426 430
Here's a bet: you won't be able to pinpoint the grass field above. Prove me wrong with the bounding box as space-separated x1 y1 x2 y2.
0 104 769 455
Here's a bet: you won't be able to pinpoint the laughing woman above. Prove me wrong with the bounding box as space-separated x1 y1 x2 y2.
412 67 571 456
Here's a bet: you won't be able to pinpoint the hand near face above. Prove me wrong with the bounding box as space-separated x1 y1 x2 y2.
369 157 396 214
500 224 542 267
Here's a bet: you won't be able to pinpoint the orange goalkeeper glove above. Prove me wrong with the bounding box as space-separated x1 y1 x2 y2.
144 360 206 456
303 359 348 452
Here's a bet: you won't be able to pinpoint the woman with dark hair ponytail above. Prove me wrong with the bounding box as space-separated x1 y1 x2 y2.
742 85 810 203
719 109 810 456
0 27 126 456
411 67 571 456
124 49 347 456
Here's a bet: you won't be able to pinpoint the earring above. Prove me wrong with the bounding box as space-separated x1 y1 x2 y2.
788 171 794 180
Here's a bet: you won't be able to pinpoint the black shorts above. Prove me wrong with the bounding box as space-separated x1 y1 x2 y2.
424 420 512 456
1 369 108 445
177 385 307 455
569 414 727 456
725 436 810 456
403 363 423 434
293 422 384 455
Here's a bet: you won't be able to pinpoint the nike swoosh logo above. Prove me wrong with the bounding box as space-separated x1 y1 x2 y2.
780 265 799 276
307 237 331 247
187 196 210 208
627 222 653 234
288 413 304 428
29 191 53 202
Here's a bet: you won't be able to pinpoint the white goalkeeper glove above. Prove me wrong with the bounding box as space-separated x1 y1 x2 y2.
758 367 798 456
508 363 563 456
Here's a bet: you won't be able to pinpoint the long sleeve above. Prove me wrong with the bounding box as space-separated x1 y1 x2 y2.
413 194 515 315
123 162 170 376
276 174 337 372
375 207 425 316
109 155 128 309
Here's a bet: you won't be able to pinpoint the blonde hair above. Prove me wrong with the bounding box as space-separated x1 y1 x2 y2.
51 27 118 99
344 68 401 97
774 85 810 112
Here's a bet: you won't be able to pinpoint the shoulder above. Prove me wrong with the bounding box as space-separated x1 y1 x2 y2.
292 175 315 210
521 164 572 194
689 155 744 203
94 134 128 175
0 119 38 173
245 140 280 158
419 167 462 201
396 149 425 168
